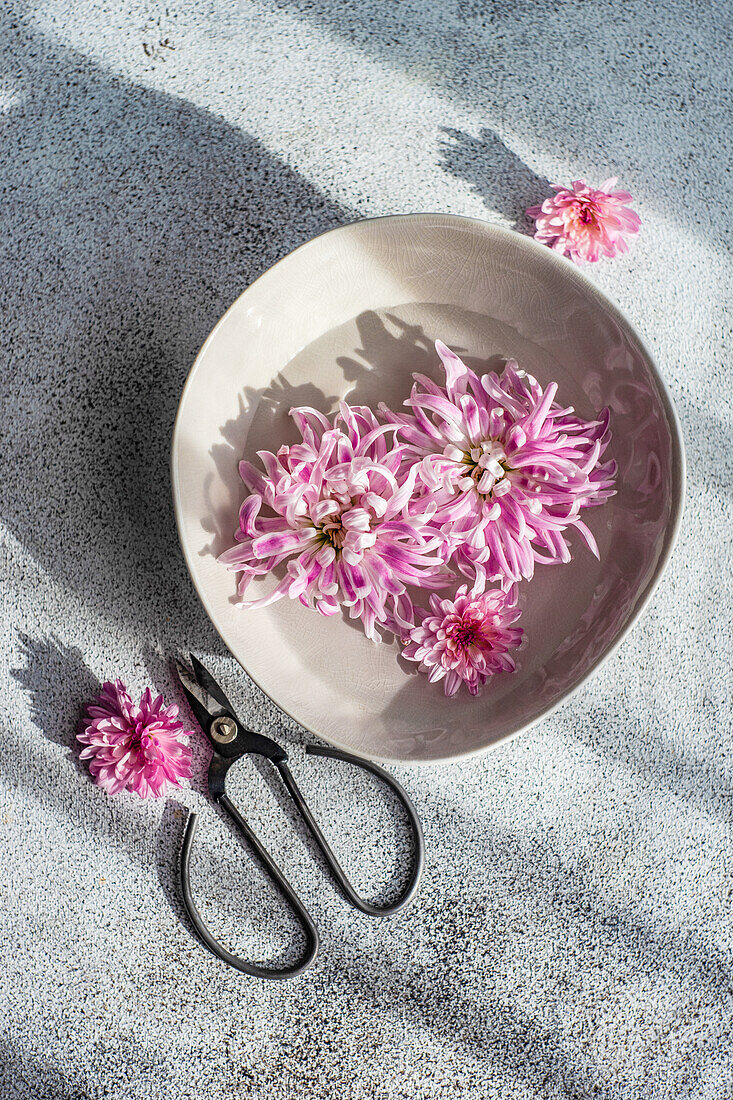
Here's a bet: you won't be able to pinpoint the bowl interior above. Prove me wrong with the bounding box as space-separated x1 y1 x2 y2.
172 215 683 763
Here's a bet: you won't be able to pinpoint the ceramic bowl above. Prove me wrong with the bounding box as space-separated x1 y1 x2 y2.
171 214 684 764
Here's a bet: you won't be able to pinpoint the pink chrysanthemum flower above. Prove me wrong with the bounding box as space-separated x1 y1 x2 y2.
219 402 450 641
77 681 193 798
527 177 641 263
403 584 523 697
382 341 616 588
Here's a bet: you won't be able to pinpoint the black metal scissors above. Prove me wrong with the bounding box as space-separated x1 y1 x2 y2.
175 655 424 979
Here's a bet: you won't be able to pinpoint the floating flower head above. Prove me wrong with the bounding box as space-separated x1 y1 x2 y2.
403 584 523 697
382 341 616 588
527 178 641 263
220 402 450 641
78 681 193 798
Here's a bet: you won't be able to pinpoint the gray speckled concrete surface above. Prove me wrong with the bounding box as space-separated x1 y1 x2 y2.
1 1 732 1097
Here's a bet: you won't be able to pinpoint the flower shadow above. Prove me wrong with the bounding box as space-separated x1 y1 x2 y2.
337 308 508 410
335 309 437 411
199 310 434 629
438 126 554 233
10 631 101 779
4 632 176 874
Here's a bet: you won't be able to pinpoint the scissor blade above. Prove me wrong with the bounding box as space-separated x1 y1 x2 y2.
178 654 287 763
174 656 223 732
189 653 238 716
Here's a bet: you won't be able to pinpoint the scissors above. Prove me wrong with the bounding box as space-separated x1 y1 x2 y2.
175 655 425 979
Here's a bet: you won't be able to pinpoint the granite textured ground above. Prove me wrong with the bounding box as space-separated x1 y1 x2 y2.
1 1 732 1097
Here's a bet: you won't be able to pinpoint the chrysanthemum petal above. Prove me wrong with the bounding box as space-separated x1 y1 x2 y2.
77 682 194 799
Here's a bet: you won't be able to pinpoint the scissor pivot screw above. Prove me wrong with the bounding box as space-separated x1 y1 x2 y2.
210 716 238 744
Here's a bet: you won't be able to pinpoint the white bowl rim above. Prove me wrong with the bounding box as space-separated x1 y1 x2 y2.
171 212 686 766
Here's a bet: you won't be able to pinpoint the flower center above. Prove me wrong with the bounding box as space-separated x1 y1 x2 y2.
449 624 477 646
445 440 511 498
128 722 158 755
574 200 597 227
322 517 346 549
315 499 378 559
445 614 484 653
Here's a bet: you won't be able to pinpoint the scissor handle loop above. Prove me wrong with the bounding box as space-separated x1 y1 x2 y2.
277 745 425 917
179 797 320 980
179 745 424 978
